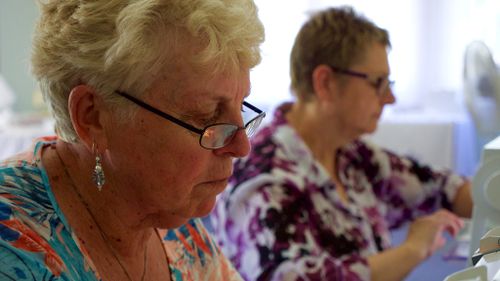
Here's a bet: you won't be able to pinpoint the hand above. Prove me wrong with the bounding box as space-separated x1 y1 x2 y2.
403 209 464 260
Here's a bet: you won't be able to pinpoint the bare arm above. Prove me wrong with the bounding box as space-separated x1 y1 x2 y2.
368 209 464 281
368 243 424 281
452 180 473 218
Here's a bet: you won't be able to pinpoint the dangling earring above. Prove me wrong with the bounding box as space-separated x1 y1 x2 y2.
92 142 105 191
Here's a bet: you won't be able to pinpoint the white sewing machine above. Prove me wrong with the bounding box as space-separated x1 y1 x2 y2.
444 136 500 280
445 227 500 281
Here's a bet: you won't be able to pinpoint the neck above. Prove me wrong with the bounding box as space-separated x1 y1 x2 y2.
55 140 153 257
286 101 351 172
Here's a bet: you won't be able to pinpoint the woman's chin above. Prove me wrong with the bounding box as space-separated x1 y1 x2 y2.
365 122 379 134
193 197 217 218
156 197 217 228
365 127 377 135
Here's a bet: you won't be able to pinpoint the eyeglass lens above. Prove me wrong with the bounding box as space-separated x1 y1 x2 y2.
200 113 264 149
245 114 263 137
377 79 393 96
201 125 238 148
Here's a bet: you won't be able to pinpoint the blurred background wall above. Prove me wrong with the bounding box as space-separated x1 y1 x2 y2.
0 1 39 114
0 0 498 115
250 0 500 110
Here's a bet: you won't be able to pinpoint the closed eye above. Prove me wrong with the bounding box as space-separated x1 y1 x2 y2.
198 107 222 126
375 77 386 88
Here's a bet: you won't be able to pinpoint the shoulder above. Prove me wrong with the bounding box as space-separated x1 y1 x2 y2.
338 139 400 180
0 164 72 280
232 117 324 189
0 138 98 280
0 140 55 222
0 143 58 277
163 218 242 280
234 102 300 171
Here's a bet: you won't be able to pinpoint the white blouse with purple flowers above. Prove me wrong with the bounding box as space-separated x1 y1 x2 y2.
211 102 466 281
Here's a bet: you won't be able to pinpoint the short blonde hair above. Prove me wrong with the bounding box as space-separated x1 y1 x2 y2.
290 6 390 100
31 0 264 142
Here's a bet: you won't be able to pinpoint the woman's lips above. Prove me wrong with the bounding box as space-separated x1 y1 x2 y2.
203 178 230 191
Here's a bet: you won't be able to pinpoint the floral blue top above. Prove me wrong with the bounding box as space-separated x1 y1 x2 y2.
0 137 242 281
211 103 466 281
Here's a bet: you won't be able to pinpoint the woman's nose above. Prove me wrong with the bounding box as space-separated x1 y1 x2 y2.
213 128 251 158
382 88 396 105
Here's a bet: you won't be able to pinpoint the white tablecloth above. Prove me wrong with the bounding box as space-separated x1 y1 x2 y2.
365 106 479 176
0 116 55 160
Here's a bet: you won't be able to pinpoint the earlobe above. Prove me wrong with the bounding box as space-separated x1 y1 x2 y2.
68 85 107 151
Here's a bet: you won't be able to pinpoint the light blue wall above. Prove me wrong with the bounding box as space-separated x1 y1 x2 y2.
0 1 39 113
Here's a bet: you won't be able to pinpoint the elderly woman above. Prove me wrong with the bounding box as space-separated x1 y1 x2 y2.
211 6 473 281
0 0 265 280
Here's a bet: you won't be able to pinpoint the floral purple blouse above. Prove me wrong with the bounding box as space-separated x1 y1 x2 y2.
211 102 466 281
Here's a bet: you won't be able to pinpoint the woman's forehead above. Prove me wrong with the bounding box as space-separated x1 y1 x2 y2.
150 66 250 106
352 43 390 73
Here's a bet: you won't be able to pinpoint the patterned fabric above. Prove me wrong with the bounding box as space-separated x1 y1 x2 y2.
0 136 241 281
211 102 466 281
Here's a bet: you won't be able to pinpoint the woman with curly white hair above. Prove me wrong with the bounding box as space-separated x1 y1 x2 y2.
0 0 265 280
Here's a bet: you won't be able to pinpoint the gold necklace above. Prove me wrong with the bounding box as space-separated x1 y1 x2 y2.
54 147 148 281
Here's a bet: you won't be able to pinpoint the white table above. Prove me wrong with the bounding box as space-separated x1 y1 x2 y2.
0 115 55 160
365 106 479 176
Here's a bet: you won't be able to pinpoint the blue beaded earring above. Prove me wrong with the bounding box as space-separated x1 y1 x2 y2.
92 142 105 191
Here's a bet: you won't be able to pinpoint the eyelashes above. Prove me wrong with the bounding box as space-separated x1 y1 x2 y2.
199 101 248 127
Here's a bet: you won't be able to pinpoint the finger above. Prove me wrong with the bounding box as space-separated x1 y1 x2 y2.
446 215 465 236
432 210 464 236
434 209 459 222
433 235 447 253
442 218 463 237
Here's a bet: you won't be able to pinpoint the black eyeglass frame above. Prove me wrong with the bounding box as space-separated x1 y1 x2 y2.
328 66 394 96
115 90 266 150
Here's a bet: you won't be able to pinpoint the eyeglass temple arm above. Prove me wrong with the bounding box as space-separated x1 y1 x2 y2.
329 66 368 79
117 90 265 131
243 101 263 114
115 90 204 134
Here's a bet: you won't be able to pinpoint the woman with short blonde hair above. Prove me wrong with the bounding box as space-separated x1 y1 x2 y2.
212 7 472 281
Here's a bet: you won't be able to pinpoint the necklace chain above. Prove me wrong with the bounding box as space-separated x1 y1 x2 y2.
55 147 148 281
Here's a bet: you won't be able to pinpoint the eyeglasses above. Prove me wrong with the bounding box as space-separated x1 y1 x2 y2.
329 66 394 96
115 91 266 150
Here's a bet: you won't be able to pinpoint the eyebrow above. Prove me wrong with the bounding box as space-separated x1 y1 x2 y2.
208 88 252 104
180 85 252 115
